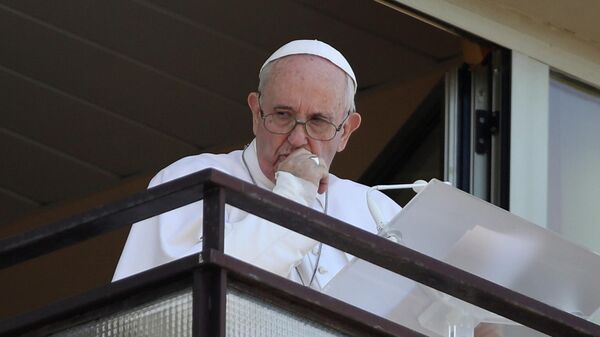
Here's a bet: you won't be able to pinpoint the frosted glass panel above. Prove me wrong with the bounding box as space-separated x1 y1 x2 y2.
52 286 348 337
53 289 193 337
226 287 346 337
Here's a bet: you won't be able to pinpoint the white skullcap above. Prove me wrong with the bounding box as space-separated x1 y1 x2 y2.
260 39 357 93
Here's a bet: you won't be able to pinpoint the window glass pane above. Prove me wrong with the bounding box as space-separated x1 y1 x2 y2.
548 78 600 253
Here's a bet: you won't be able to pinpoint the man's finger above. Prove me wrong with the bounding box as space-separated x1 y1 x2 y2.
318 174 329 194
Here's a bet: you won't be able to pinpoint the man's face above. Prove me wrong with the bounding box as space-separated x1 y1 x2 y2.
247 55 361 182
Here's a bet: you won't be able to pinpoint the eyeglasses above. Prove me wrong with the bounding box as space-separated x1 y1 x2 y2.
259 106 350 141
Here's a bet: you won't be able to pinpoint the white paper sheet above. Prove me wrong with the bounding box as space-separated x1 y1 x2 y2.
324 179 600 336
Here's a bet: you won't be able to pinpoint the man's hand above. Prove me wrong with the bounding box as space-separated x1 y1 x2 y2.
277 148 329 194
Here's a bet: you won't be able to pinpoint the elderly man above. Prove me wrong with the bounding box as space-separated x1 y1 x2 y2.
113 40 400 290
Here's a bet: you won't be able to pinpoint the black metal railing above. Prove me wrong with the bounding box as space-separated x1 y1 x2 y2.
0 169 599 336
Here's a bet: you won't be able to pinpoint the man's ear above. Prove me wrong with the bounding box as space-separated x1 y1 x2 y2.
337 112 362 152
247 92 261 136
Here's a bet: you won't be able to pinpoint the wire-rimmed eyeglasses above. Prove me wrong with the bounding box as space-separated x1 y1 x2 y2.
258 101 350 141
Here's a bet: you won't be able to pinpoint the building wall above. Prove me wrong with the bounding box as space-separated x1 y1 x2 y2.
390 0 600 88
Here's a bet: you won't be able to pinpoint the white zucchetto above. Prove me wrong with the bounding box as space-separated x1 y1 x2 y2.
260 39 357 93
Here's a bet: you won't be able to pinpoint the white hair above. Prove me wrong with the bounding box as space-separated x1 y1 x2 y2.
258 58 356 114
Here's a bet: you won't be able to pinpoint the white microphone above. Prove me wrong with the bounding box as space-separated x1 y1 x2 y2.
367 180 428 232
367 180 451 242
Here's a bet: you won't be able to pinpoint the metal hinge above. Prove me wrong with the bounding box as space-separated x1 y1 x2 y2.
475 109 498 154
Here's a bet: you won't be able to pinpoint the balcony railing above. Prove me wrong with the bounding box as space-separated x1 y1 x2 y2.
0 169 598 336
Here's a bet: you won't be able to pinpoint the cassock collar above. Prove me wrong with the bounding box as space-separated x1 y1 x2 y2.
244 139 326 211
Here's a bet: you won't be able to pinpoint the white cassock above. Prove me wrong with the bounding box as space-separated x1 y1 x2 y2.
113 139 401 290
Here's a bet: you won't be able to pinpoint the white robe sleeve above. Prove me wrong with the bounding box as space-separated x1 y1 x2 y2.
112 169 318 281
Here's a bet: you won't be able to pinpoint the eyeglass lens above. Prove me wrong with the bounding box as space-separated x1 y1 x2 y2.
264 113 337 140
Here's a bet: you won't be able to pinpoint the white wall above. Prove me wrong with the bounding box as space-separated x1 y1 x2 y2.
390 0 600 89
509 52 549 227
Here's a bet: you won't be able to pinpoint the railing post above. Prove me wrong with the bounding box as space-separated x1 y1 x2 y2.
193 186 226 337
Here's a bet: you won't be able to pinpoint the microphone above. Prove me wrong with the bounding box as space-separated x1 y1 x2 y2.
367 180 450 242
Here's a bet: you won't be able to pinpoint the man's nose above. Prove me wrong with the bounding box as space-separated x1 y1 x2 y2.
287 122 309 146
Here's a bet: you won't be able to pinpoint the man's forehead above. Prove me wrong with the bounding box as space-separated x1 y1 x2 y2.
264 69 347 118
266 56 347 100
271 55 347 80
